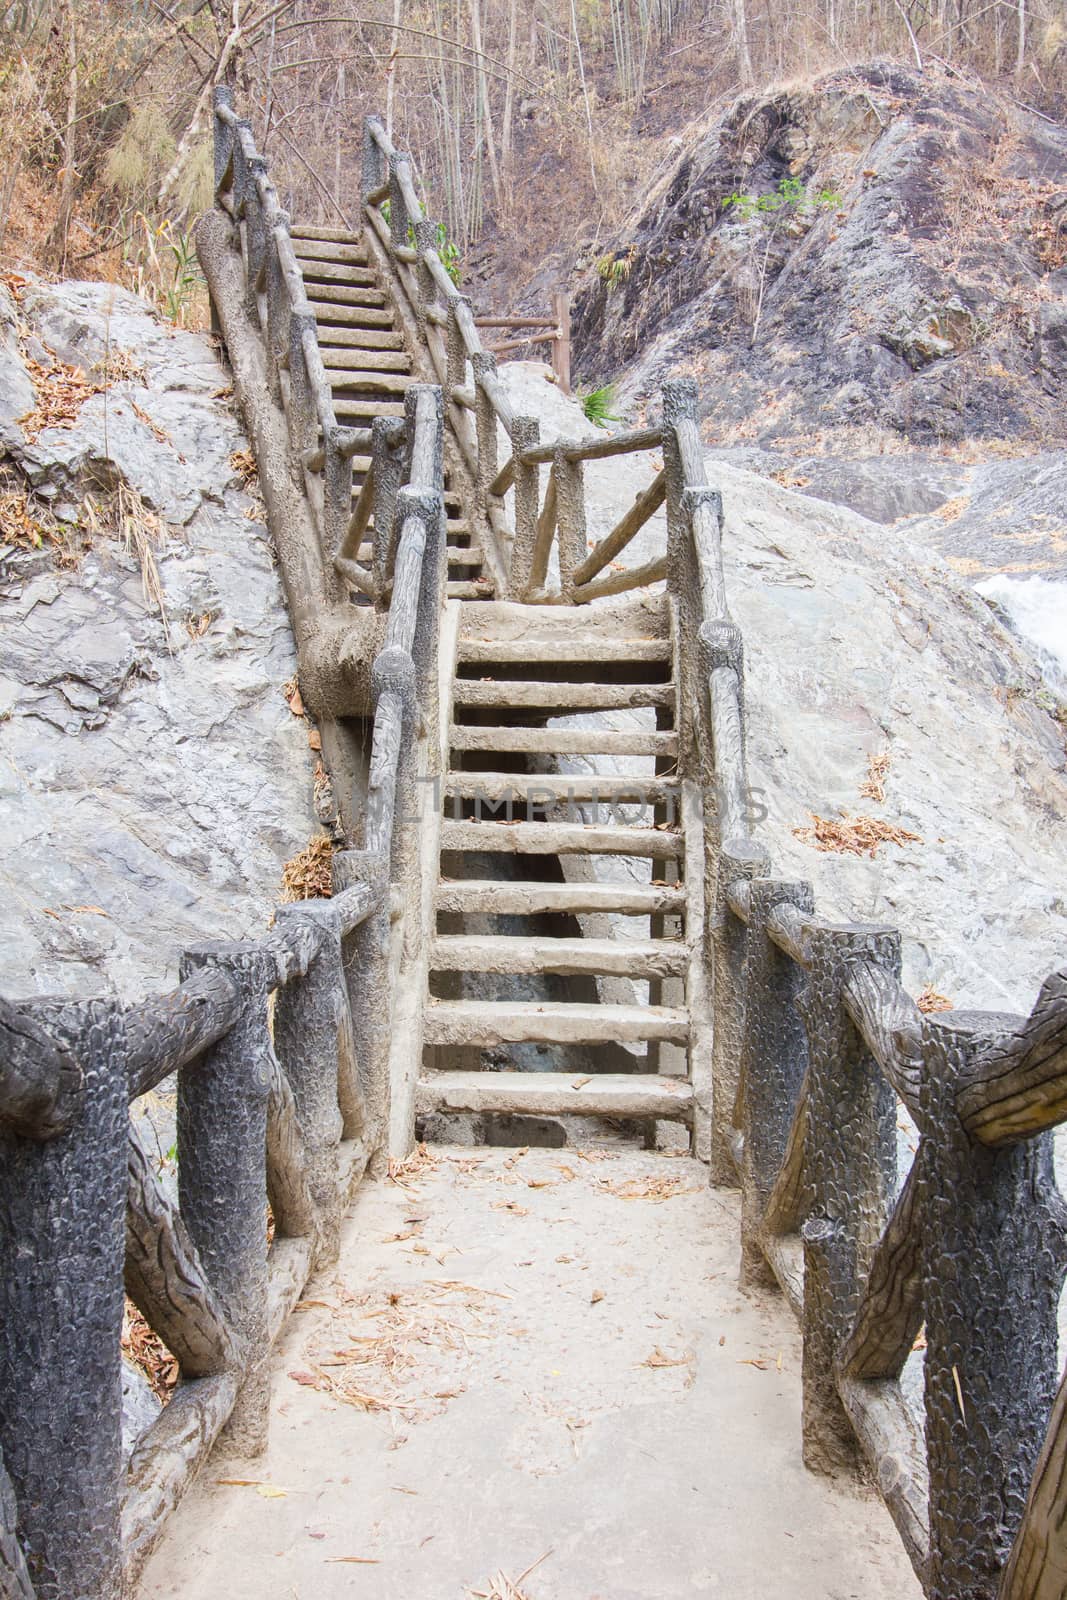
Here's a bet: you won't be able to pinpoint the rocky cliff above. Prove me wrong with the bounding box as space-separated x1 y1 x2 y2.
0 279 320 1001
574 63 1067 451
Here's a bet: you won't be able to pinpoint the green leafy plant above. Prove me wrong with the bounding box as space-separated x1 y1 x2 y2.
724 175 842 221
596 245 637 290
381 199 462 286
579 382 622 428
164 229 202 325
722 177 841 345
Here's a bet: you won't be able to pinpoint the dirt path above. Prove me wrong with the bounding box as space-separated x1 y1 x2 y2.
137 1145 921 1600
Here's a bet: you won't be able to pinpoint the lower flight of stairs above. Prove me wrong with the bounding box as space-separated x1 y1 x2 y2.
418 599 706 1146
289 224 492 600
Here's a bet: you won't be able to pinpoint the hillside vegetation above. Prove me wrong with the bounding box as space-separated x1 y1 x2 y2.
1 0 1064 317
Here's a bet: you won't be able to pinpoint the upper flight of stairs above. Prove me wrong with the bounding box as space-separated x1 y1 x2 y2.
289 224 493 600
418 601 707 1145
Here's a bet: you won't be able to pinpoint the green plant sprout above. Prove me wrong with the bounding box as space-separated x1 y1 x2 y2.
382 199 462 286
579 382 622 428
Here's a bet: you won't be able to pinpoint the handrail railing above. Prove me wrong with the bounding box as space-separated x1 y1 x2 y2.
657 377 1067 1599
361 115 667 606
0 99 450 1600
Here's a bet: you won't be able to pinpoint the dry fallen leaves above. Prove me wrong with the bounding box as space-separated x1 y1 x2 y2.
595 1174 699 1203
859 751 891 804
467 1550 551 1600
281 834 334 901
122 1299 178 1403
19 356 102 442
916 985 954 1014
793 811 922 859
642 1347 691 1369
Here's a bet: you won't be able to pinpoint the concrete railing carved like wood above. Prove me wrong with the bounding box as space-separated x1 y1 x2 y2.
657 371 1067 1600
361 116 672 607
0 101 447 1597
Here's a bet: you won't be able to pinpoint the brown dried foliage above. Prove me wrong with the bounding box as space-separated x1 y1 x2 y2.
122 1299 178 1405
281 834 334 901
793 811 922 859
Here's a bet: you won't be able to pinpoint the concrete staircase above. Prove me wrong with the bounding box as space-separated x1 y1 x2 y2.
417 599 709 1148
289 223 493 600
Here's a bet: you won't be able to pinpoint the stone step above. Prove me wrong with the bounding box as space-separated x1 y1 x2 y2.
296 258 378 285
439 819 682 857
435 879 686 917
422 1000 689 1047
417 1069 693 1121
332 397 406 420
320 346 411 372
431 934 687 978
327 369 414 393
452 679 674 713
458 636 672 666
448 580 494 600
448 725 678 757
289 225 363 245
308 302 394 328
292 237 369 265
305 282 388 308
443 771 678 806
315 326 406 351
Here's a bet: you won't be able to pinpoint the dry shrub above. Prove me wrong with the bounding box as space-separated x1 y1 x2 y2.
122 1299 178 1405
281 834 335 901
793 811 922 859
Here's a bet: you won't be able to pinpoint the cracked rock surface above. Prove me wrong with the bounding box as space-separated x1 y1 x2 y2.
0 279 317 1001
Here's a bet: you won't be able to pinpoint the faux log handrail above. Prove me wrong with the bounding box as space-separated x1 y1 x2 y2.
665 353 1067 1593
360 115 665 606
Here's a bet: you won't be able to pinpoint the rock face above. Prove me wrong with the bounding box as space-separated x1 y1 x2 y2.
573 64 1067 450
0 280 318 1002
498 363 1067 1015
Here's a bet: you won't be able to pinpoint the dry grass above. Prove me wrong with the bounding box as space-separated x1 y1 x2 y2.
793 811 922 859
281 834 334 901
0 483 65 553
859 751 891 803
122 1299 178 1405
594 1173 699 1203
916 985 954 1014
467 1553 551 1599
229 448 259 489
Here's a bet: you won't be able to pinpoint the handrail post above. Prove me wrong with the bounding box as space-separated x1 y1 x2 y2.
322 423 354 572
709 839 768 1184
287 307 318 458
552 289 571 393
212 85 236 199
388 154 411 253
264 212 291 405
334 849 392 1167
413 216 438 322
737 880 813 1288
273 905 354 1263
362 116 387 203
471 350 499 506
446 294 474 395
178 944 275 1458
555 446 586 600
0 999 127 1600
372 417 406 600
799 923 899 1476
507 414 540 598
920 1010 1066 1599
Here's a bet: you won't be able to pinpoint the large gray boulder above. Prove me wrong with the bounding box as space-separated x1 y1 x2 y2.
0 280 319 1001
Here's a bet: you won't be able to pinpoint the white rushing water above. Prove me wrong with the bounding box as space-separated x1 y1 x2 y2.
977 575 1067 697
